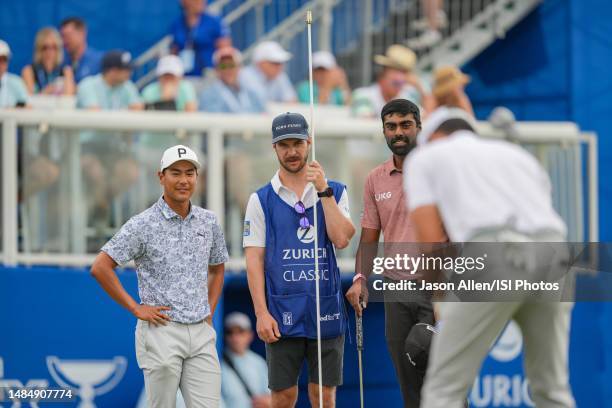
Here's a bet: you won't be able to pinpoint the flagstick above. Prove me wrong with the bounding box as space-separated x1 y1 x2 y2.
306 10 323 408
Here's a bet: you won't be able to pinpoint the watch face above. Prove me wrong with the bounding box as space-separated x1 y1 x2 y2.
319 187 333 197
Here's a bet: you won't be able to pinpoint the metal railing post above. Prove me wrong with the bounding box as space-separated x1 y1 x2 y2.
361 0 373 86
572 143 584 242
207 128 225 229
2 119 18 266
319 0 333 51
68 132 86 254
255 1 265 39
582 133 599 242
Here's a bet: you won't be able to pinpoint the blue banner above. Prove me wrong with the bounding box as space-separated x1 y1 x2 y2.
0 265 606 407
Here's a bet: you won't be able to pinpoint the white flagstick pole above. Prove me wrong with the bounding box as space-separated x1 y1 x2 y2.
306 10 324 408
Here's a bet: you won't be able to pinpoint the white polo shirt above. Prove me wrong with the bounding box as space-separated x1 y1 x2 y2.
243 170 351 247
404 130 567 242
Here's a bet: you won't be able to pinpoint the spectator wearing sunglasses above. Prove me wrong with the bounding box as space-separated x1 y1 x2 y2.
352 45 433 118
243 112 355 407
199 47 265 113
22 27 76 95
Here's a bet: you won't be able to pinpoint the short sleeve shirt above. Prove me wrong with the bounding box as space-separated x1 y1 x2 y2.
101 196 229 323
297 81 344 105
221 350 269 407
361 158 418 280
76 74 141 109
362 158 415 241
404 131 567 242
239 65 297 104
0 73 28 108
169 12 230 76
199 78 266 113
65 46 103 83
141 80 197 111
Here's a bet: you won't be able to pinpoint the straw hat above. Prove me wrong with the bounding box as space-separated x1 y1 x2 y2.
374 45 417 72
432 65 470 98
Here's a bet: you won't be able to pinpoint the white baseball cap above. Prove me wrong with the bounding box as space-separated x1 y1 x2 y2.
312 51 336 70
156 55 184 77
224 312 252 331
417 107 478 145
0 40 11 58
252 41 292 64
160 145 201 172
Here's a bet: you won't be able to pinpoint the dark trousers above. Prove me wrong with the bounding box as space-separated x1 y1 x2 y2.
384 281 434 408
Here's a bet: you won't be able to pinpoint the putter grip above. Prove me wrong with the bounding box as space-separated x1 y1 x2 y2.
356 314 363 349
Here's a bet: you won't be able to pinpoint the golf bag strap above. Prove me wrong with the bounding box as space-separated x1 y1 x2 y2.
222 351 254 398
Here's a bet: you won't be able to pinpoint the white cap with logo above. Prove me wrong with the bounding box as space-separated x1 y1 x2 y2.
160 145 201 172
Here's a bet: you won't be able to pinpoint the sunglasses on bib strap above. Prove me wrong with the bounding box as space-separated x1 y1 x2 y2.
294 201 311 230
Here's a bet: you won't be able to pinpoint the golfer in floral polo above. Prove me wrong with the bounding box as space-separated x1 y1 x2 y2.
91 144 228 408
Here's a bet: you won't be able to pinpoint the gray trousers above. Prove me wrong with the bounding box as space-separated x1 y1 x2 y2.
135 320 221 408
422 230 575 408
422 301 575 408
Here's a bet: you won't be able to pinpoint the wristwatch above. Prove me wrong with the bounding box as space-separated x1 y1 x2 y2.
317 187 334 198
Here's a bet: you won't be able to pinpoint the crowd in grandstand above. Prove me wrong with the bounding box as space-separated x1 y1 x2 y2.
0 0 471 117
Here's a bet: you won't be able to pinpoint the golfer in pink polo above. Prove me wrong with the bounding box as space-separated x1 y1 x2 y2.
346 99 434 408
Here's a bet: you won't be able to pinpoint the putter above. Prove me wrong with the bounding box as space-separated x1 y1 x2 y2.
356 299 365 408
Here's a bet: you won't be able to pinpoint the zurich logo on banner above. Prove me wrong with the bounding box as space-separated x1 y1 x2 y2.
469 320 535 407
489 321 523 362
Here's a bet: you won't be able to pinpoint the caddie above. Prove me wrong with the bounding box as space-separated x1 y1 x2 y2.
243 112 356 408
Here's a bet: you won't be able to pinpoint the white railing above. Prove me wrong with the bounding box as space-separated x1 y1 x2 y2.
0 107 598 271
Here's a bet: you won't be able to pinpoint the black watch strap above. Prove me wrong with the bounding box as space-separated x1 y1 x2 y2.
317 187 334 198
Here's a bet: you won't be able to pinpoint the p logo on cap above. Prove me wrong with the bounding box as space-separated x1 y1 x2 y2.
160 145 201 172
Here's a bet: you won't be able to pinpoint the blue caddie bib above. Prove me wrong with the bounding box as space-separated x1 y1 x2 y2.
257 180 347 339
